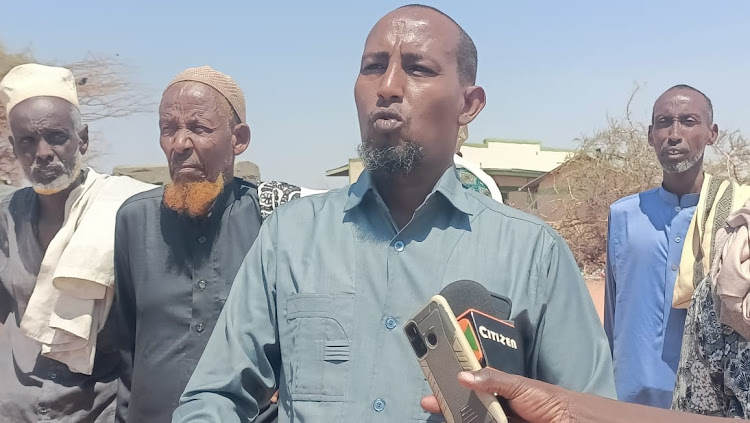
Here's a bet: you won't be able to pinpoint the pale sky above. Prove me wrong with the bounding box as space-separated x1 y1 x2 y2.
2 0 749 188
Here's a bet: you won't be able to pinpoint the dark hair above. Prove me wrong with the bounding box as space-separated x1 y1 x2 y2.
398 4 478 85
652 84 714 124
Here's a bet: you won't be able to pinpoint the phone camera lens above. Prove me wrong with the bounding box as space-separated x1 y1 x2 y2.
426 332 437 347
405 322 428 358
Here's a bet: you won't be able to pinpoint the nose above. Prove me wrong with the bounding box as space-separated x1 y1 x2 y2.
667 120 683 144
35 139 54 164
171 128 194 155
376 62 405 104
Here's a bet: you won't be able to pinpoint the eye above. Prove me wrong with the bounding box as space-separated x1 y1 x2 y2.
47 131 70 144
361 63 386 74
160 124 175 136
682 118 699 127
192 125 212 135
655 117 670 127
407 65 436 76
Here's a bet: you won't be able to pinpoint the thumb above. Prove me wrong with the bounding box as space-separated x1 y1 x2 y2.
458 368 526 399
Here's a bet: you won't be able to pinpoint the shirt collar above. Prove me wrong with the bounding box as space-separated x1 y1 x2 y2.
344 166 473 215
658 186 700 208
210 177 242 216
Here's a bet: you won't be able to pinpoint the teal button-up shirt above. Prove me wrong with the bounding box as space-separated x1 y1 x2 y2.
172 167 615 423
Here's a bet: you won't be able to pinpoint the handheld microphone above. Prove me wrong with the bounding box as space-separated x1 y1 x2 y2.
440 280 525 376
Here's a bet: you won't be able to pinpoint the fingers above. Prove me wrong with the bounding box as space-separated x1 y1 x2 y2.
420 395 442 414
270 390 279 404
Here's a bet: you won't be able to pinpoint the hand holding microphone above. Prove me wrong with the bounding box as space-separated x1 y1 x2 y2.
418 282 730 423
405 280 525 422
422 368 733 423
421 368 571 423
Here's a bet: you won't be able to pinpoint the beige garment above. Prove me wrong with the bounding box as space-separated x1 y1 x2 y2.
673 174 750 308
0 63 79 119
19 168 154 374
455 125 469 153
711 201 750 339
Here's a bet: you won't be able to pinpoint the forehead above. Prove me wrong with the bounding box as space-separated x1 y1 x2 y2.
8 96 75 131
160 81 224 113
364 9 459 58
653 89 709 115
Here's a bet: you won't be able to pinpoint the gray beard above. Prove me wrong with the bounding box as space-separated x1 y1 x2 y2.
29 152 82 195
660 152 703 174
357 140 425 175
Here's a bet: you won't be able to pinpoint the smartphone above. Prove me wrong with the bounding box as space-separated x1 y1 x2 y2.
404 294 507 423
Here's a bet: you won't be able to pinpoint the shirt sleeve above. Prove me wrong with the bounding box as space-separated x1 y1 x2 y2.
109 209 136 422
533 232 617 398
671 279 724 415
172 214 280 423
604 211 616 355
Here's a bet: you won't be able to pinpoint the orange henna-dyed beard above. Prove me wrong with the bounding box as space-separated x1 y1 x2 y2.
163 174 225 218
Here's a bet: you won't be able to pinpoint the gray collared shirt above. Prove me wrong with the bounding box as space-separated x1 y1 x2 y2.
111 178 276 423
0 188 120 423
173 167 616 423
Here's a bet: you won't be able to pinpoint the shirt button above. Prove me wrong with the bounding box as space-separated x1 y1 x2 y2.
373 398 386 412
195 322 205 333
38 406 48 415
198 235 207 244
393 240 405 252
385 317 397 330
675 236 682 243
675 206 682 212
50 372 57 380
672 264 678 271
197 280 207 291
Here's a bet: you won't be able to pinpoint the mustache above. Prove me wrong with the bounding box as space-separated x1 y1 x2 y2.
661 147 689 154
30 162 65 172
368 108 405 124
172 159 204 170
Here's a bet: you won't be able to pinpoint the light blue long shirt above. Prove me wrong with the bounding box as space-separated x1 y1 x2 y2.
604 187 699 408
173 167 615 423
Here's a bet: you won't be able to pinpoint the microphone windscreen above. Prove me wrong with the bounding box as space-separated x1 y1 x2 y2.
440 280 497 316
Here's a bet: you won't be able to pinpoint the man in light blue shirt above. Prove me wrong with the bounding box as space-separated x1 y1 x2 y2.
173 5 614 422
605 85 719 408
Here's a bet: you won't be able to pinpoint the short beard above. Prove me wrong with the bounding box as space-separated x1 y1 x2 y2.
357 140 425 176
660 152 703 174
163 174 225 218
31 154 83 195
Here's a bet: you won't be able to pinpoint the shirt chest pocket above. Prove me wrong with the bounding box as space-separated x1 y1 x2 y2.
285 293 354 402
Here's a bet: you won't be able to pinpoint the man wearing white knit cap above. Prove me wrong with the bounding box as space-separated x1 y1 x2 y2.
0 63 153 422
109 66 278 423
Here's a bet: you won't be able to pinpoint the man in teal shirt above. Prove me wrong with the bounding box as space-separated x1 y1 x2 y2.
173 5 615 422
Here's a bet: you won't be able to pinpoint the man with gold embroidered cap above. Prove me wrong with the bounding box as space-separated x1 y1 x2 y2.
0 63 153 422
109 66 277 423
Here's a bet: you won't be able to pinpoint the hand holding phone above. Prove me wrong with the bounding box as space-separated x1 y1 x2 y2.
404 295 507 423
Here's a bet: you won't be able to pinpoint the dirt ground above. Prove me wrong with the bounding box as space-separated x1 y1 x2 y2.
586 276 605 324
